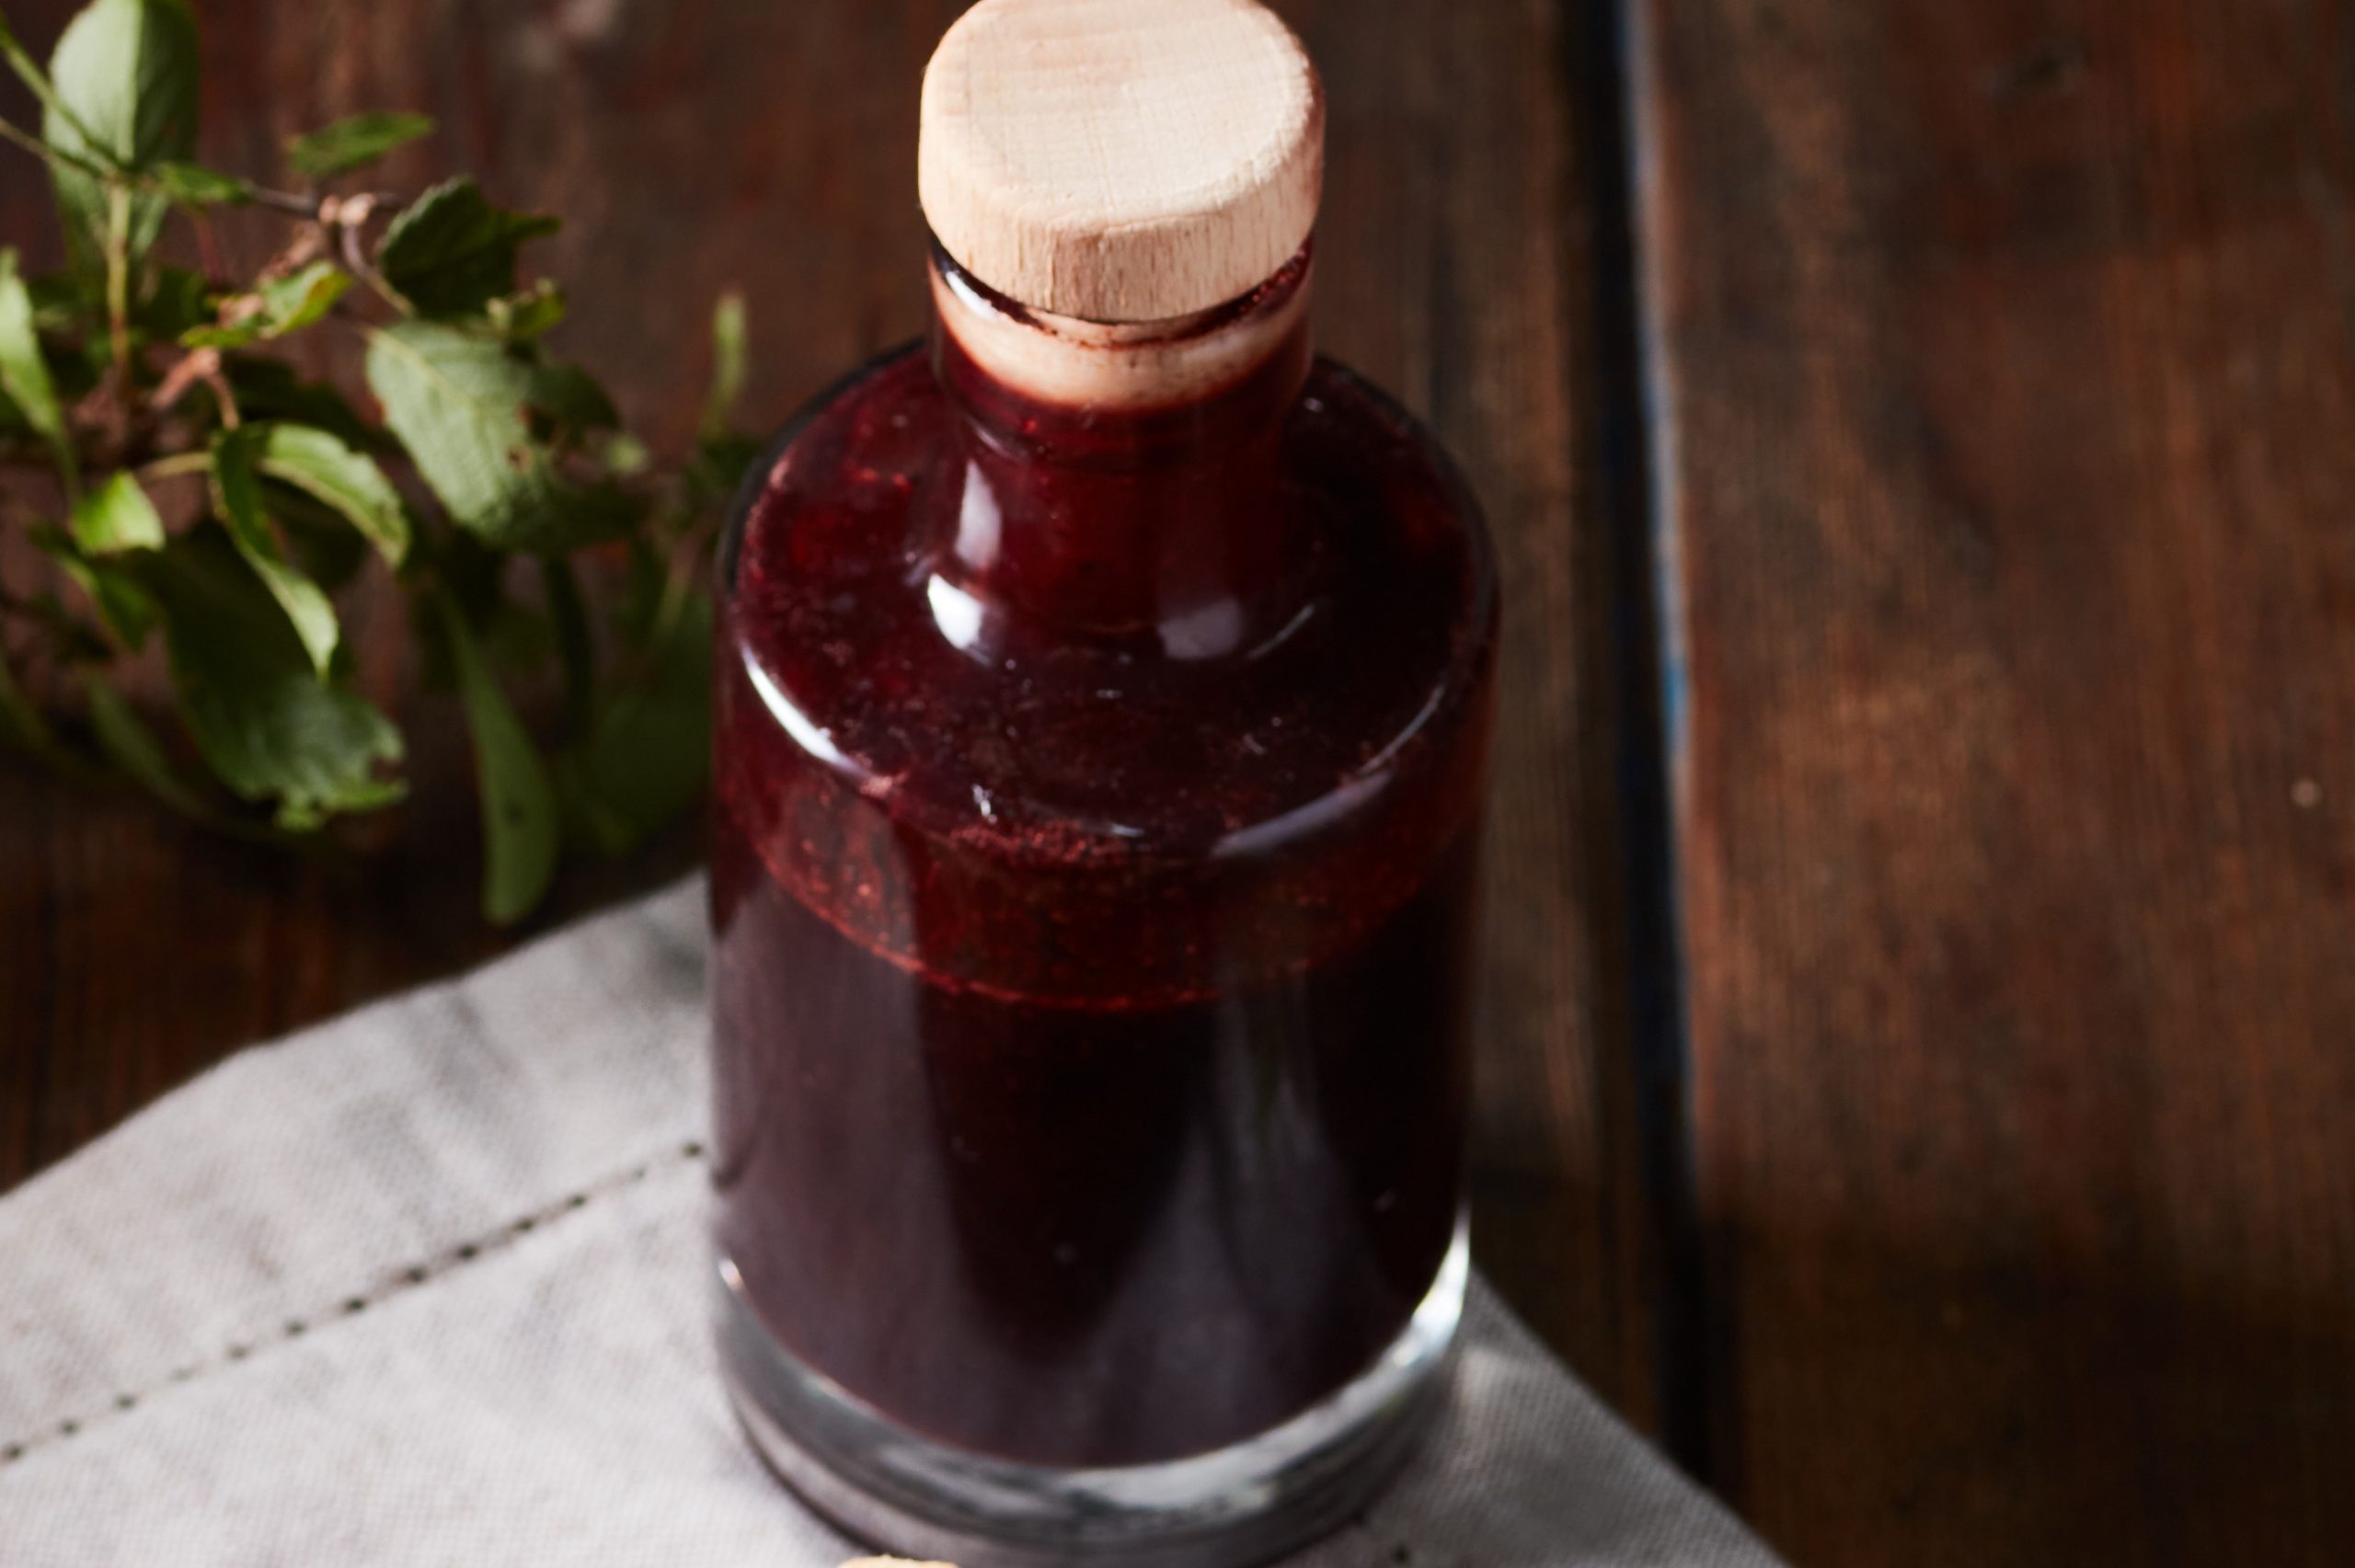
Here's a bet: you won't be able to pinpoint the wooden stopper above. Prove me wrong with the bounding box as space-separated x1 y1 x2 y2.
919 0 1324 324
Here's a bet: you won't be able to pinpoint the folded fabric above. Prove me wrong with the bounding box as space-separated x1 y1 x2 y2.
0 881 1780 1567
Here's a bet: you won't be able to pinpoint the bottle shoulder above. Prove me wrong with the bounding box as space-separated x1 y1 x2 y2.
718 346 1497 862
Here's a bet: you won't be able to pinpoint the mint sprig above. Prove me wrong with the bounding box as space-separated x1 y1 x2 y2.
0 0 752 921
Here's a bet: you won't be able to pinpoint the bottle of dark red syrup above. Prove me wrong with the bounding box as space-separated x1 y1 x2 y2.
710 0 1498 1561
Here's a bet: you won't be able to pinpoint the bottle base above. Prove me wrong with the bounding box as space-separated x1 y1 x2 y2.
716 1219 1468 1568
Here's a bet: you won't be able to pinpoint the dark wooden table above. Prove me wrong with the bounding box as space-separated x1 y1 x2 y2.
4 2 2350 1563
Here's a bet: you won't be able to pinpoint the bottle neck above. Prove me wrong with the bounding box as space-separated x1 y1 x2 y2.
925 246 1315 658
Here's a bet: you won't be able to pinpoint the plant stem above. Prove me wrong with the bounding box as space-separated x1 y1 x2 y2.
0 109 112 184
0 29 111 166
542 555 596 738
103 182 133 412
0 113 61 168
1 109 318 220
338 217 408 314
246 186 326 217
205 363 240 429
135 452 211 483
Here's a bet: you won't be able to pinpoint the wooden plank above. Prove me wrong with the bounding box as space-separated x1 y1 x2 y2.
1635 0 2355 1561
0 0 1659 1425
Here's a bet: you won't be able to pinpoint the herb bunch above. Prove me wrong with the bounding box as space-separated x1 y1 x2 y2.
0 0 752 921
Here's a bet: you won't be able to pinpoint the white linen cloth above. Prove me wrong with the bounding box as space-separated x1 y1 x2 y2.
0 881 1780 1566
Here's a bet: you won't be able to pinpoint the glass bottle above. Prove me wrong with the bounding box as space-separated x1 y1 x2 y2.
709 2 1498 1562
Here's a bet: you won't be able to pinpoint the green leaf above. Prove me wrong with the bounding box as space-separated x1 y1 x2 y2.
408 528 562 684
72 560 157 647
486 279 566 340
437 594 558 924
3 11 117 212
285 110 432 179
691 429 763 508
559 587 712 856
24 270 81 331
43 0 201 269
252 423 409 567
599 432 651 477
150 159 249 206
222 356 379 450
84 674 215 821
526 360 619 436
702 290 746 441
70 469 164 553
374 177 558 317
264 481 371 592
137 526 402 828
210 426 339 674
33 523 157 647
609 534 666 649
541 555 594 735
0 247 73 480
181 259 350 349
365 320 637 554
263 261 351 331
688 293 754 502
134 263 210 339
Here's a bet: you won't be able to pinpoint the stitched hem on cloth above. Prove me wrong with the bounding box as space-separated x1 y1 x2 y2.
0 1139 708 1468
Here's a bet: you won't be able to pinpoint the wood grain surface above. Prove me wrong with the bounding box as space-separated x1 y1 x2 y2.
9 0 2355 1562
1635 0 2355 1562
0 0 1656 1431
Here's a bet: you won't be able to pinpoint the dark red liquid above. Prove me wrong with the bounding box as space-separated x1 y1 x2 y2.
711 274 1497 1469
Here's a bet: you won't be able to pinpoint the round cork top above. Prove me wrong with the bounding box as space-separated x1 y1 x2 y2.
919 0 1324 324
